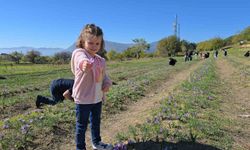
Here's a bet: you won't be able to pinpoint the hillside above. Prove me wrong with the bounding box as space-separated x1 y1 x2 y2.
0 47 65 56
66 40 158 53
0 41 158 56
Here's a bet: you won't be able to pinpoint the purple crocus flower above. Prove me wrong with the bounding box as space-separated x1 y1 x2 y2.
3 124 9 129
113 143 127 150
21 124 30 134
207 96 213 100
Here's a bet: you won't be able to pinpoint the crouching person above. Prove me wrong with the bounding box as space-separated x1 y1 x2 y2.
169 57 177 66
36 78 74 108
244 51 250 57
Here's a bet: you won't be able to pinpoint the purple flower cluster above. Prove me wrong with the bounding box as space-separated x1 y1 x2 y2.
207 96 214 100
3 124 9 129
21 124 30 134
113 143 127 150
153 117 160 124
3 118 10 129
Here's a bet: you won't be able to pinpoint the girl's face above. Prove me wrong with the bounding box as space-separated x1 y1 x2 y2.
84 36 102 56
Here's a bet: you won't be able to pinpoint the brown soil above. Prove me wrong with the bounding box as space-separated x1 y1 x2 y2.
216 58 250 150
0 102 33 120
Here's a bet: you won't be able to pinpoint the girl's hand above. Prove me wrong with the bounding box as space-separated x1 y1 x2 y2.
82 60 93 72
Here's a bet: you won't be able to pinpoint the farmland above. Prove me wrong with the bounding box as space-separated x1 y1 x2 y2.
1 48 249 150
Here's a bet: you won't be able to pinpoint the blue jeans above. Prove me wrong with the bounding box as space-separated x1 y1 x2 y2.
50 80 64 103
75 102 102 150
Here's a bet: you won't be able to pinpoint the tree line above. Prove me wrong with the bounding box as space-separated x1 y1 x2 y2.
108 26 250 60
0 50 72 64
1 26 249 63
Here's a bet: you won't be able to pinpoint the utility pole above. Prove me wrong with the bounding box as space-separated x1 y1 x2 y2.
178 23 180 40
172 14 181 56
173 14 180 40
173 14 178 38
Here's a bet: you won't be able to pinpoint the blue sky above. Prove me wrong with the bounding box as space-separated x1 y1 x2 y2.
0 0 249 49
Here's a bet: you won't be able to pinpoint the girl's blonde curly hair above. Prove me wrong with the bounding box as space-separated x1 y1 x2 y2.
76 24 104 50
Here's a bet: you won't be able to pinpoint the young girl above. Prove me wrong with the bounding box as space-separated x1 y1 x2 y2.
71 24 113 150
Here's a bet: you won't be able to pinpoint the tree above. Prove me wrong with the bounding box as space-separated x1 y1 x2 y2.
211 38 224 50
10 51 24 64
53 51 71 64
156 35 181 57
232 26 250 44
130 38 150 59
180 40 189 52
25 50 41 63
196 37 224 51
34 56 51 64
224 36 234 46
123 47 135 58
107 49 118 60
189 42 197 51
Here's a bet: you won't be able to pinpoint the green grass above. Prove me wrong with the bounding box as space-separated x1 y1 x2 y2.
116 59 233 149
0 57 199 149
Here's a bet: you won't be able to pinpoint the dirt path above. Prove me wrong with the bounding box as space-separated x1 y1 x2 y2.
89 61 203 148
216 58 250 150
61 61 203 150
100 64 199 142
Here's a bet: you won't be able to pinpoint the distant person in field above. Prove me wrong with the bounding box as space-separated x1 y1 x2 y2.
184 50 189 62
203 52 210 59
244 51 250 57
214 50 219 58
185 50 193 61
36 78 74 108
71 24 113 150
224 49 228 56
169 57 177 66
206 52 210 58
188 50 193 61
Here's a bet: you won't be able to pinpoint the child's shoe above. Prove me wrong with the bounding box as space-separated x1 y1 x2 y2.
36 95 42 108
92 141 113 150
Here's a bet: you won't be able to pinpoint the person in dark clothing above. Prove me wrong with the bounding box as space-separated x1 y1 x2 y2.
224 49 228 56
169 57 177 66
214 50 219 58
244 51 250 57
36 78 74 108
204 52 210 58
185 50 189 62
188 50 193 61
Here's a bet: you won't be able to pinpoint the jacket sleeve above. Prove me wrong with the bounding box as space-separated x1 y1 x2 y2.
71 49 88 75
102 60 112 89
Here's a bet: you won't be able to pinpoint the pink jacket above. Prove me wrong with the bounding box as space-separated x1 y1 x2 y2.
71 48 112 104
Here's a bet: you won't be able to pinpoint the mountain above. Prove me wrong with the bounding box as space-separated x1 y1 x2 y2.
66 40 158 53
148 41 158 53
105 41 134 52
0 41 158 56
66 40 134 53
0 47 65 56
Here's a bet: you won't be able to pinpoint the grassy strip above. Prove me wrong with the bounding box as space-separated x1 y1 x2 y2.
103 58 197 115
115 59 233 149
0 101 75 150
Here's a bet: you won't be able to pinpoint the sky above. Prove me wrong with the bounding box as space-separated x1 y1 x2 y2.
0 0 249 49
